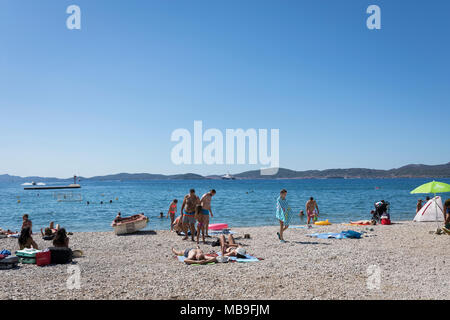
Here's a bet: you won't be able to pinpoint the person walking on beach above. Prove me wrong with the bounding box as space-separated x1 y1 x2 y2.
306 197 319 225
200 189 216 237
167 199 178 231
180 189 200 241
275 189 292 243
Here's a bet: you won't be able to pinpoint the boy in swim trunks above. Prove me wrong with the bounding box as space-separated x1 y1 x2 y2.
306 197 319 225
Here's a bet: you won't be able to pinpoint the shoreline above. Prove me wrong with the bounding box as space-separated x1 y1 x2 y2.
1 220 449 300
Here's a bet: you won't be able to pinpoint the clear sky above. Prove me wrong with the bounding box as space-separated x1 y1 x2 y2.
1 0 449 178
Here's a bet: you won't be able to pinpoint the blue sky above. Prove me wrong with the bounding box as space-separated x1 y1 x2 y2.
1 0 449 178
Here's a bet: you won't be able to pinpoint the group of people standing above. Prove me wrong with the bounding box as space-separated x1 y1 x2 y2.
167 189 216 244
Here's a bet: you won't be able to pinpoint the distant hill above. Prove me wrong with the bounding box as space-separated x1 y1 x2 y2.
1 162 449 182
235 162 450 179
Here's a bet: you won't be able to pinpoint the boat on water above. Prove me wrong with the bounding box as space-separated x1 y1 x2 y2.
24 175 81 190
22 182 46 186
222 173 236 180
111 214 149 235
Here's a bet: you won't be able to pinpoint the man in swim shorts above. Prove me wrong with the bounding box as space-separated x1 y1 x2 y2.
171 246 216 265
181 189 200 241
200 189 216 237
306 197 319 225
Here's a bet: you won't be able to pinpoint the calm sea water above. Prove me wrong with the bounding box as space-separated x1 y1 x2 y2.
1 178 449 232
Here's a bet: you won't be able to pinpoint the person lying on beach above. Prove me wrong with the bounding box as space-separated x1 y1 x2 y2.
172 246 216 265
40 221 60 239
0 228 16 235
53 228 70 248
219 234 246 258
18 227 39 250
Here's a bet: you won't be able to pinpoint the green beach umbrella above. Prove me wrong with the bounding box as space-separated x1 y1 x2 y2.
410 180 450 228
410 181 450 195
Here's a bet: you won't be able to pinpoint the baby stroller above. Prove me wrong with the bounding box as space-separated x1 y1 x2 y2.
372 200 390 223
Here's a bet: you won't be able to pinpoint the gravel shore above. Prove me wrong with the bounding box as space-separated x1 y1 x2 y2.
1 220 449 300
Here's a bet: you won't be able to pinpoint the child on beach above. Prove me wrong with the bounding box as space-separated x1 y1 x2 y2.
275 189 292 243
195 204 207 244
167 199 178 231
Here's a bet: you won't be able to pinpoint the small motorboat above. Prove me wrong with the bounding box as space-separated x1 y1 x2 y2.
111 214 149 235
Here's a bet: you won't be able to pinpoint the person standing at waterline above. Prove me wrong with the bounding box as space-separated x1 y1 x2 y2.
181 189 200 241
200 189 216 237
276 189 292 243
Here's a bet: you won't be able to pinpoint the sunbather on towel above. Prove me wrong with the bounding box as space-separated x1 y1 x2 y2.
219 234 247 258
172 246 216 265
41 221 60 239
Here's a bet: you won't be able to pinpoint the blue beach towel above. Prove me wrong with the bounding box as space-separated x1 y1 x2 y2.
307 230 362 239
217 252 260 263
275 196 293 226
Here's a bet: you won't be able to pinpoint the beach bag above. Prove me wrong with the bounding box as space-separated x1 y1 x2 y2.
381 218 391 225
49 247 73 264
0 256 19 270
36 250 51 266
16 248 41 264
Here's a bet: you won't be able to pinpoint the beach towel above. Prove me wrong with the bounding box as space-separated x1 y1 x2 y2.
275 196 293 226
289 225 312 229
307 230 362 239
216 252 261 263
209 230 236 236
176 255 216 265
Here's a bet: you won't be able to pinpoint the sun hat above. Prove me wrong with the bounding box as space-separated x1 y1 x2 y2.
235 247 246 258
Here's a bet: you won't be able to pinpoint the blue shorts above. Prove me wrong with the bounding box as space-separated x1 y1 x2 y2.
201 209 210 215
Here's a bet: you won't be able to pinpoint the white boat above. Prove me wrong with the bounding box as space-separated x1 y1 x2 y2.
111 214 149 235
222 173 236 180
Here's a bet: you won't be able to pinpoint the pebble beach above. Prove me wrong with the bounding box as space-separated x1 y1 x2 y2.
1 221 449 300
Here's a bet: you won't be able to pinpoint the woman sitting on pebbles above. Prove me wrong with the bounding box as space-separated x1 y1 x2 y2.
18 227 39 250
53 228 70 248
172 246 216 265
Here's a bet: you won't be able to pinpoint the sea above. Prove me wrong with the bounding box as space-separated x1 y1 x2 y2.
1 178 449 232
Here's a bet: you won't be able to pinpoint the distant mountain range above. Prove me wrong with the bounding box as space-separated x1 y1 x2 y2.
1 162 449 183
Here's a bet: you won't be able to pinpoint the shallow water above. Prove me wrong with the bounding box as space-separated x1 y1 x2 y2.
1 178 449 232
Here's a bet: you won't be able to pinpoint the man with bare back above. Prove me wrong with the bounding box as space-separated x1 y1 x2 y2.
200 189 216 237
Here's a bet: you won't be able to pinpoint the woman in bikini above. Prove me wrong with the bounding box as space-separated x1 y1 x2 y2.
167 199 178 231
